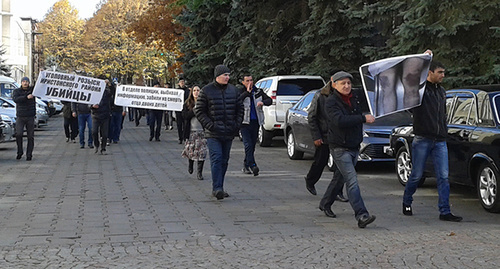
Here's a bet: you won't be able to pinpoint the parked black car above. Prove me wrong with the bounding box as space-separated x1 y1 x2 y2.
284 89 413 169
388 85 500 212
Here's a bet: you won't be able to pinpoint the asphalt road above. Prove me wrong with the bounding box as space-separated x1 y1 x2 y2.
0 115 499 268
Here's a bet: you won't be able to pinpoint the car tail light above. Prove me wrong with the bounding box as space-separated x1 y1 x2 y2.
274 124 281 128
271 90 277 104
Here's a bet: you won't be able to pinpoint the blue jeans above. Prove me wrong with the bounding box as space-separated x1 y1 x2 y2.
207 138 233 192
331 147 369 220
78 113 93 146
240 120 259 168
403 136 450 214
109 111 123 142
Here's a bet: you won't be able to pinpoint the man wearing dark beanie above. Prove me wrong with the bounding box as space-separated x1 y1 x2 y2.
195 64 243 200
13 77 36 161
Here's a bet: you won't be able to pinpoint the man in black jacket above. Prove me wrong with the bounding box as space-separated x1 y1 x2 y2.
13 77 36 161
195 65 243 200
175 78 190 144
402 52 462 222
91 77 112 155
325 71 376 228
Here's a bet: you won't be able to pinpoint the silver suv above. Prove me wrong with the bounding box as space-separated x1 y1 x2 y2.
255 75 325 146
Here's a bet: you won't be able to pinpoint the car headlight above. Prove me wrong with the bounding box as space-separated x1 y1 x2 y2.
1 114 12 122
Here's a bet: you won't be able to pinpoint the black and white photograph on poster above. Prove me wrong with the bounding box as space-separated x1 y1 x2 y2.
114 85 184 111
359 53 432 117
32 71 106 104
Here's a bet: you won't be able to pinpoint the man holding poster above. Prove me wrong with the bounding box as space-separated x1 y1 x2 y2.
402 51 462 222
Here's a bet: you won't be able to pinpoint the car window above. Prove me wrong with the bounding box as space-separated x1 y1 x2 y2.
450 93 476 125
276 79 324 96
477 94 495 127
298 92 315 111
2 82 19 98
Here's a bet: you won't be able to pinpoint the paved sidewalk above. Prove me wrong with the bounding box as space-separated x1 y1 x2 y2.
1 115 500 268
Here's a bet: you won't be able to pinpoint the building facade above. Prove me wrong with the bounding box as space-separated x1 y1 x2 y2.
1 0 32 83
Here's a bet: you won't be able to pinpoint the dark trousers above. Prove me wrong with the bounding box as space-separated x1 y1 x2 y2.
305 143 330 186
135 109 144 126
175 111 184 141
92 117 109 150
149 110 163 139
207 138 233 192
128 107 135 121
16 116 35 157
63 116 78 140
320 163 343 209
240 120 259 168
109 111 123 142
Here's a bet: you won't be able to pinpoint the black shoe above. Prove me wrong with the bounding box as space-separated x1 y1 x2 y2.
80 145 85 149
149 136 153 141
95 147 99 154
113 141 118 144
101 148 107 155
188 160 194 174
26 156 32 161
242 167 252 174
89 145 94 149
213 190 224 200
251 165 259 176
403 203 413 216
178 140 183 144
16 154 22 160
336 193 349 202
224 191 229 198
305 177 317 195
66 137 70 142
319 206 336 218
439 213 463 222
358 215 376 228
155 138 160 142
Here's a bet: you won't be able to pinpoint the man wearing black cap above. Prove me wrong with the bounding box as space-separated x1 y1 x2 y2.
325 71 377 228
12 77 36 161
195 64 243 200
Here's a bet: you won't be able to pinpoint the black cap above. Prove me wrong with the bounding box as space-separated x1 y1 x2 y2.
214 65 230 78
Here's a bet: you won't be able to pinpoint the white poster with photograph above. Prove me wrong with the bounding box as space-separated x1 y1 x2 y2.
33 71 106 104
114 85 184 111
359 53 432 117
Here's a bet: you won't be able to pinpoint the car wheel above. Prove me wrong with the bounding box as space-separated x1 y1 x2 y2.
258 126 273 147
477 162 500 212
327 153 335 171
287 131 303 160
395 146 425 186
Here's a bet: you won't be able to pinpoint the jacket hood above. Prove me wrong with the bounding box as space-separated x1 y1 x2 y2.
320 81 334 96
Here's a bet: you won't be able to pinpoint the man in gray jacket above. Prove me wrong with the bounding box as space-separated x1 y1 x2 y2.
239 74 271 176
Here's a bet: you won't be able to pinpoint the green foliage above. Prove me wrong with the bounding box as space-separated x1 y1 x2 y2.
174 0 500 87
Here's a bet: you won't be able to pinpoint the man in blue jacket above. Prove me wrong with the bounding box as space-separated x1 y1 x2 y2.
13 77 36 161
195 65 244 200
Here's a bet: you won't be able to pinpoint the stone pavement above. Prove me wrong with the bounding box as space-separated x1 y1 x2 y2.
1 115 500 268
